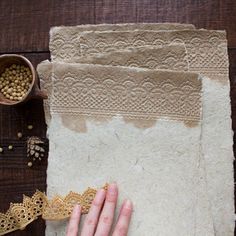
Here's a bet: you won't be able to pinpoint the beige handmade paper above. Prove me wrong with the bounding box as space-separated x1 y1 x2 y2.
40 26 234 235
43 62 214 236
77 29 234 236
50 23 195 61
37 43 189 124
38 61 53 125
73 44 189 71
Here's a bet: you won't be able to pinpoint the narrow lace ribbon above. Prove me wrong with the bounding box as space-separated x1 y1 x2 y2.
0 184 108 236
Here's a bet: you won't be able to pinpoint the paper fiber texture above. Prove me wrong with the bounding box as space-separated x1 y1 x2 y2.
76 29 234 235
49 23 195 61
40 26 235 235
44 62 212 236
37 44 189 124
73 44 189 71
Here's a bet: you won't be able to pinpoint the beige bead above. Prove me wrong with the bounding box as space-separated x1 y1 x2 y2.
27 162 33 167
17 132 23 138
27 125 33 130
0 147 3 153
8 145 13 150
7 88 12 93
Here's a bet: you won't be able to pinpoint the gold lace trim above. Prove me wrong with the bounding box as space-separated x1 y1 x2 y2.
0 185 107 236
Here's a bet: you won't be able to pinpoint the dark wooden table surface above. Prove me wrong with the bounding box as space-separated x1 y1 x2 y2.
0 1 236 235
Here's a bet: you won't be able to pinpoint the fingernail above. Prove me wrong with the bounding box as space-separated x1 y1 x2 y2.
74 204 81 212
96 189 106 201
124 199 133 209
108 182 118 192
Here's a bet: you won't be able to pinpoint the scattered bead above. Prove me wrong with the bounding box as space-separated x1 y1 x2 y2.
8 145 13 150
27 162 33 167
0 147 3 153
27 125 33 130
17 132 23 139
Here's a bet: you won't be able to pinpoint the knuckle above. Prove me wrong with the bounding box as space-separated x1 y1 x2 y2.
106 193 117 202
101 215 112 225
67 226 77 235
92 199 102 207
121 207 132 217
85 217 97 226
115 225 127 236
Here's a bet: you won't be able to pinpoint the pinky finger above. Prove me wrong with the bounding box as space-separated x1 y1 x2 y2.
66 204 82 236
112 200 133 236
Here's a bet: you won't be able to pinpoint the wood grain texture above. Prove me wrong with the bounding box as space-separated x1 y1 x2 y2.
0 1 235 235
0 0 236 53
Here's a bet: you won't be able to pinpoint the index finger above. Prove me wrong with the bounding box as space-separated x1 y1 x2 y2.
66 204 81 236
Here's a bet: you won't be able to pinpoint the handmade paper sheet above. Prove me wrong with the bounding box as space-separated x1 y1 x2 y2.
50 23 195 61
77 29 234 235
43 62 213 236
38 26 234 235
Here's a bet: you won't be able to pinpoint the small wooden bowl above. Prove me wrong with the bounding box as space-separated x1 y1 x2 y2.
0 54 47 105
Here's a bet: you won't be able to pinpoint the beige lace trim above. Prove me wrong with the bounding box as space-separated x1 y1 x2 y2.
72 44 189 71
37 61 53 124
50 23 195 61
38 44 191 125
78 30 228 83
0 185 107 236
50 63 202 123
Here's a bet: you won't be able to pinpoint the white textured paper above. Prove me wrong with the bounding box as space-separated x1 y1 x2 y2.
37 25 235 236
41 62 216 236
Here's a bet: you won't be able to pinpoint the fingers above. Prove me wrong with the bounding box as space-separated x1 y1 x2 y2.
95 183 118 236
81 189 106 236
112 200 133 236
66 204 81 236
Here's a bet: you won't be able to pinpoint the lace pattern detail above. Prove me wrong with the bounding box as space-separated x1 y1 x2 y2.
37 61 53 124
50 23 195 61
51 63 201 122
37 44 190 124
0 185 107 235
43 185 108 220
0 190 46 236
79 30 228 82
75 44 189 71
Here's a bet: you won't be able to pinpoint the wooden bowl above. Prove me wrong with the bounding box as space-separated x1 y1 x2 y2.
0 54 47 105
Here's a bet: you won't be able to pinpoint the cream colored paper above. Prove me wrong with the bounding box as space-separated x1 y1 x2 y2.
77 29 234 235
71 44 189 71
44 62 213 236
50 23 195 61
37 44 189 124
39 27 235 236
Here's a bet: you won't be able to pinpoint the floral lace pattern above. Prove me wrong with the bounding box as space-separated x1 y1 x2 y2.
50 23 195 61
79 30 228 82
51 63 201 123
43 185 108 220
37 61 53 124
76 44 189 71
0 185 107 235
38 44 190 124
0 190 46 236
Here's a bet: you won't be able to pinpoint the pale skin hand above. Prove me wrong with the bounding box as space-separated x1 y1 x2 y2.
66 183 133 236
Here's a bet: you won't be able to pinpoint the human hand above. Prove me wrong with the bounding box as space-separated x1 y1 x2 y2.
66 183 133 236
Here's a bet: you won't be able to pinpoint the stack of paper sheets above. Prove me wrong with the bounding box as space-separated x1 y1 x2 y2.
37 23 235 236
